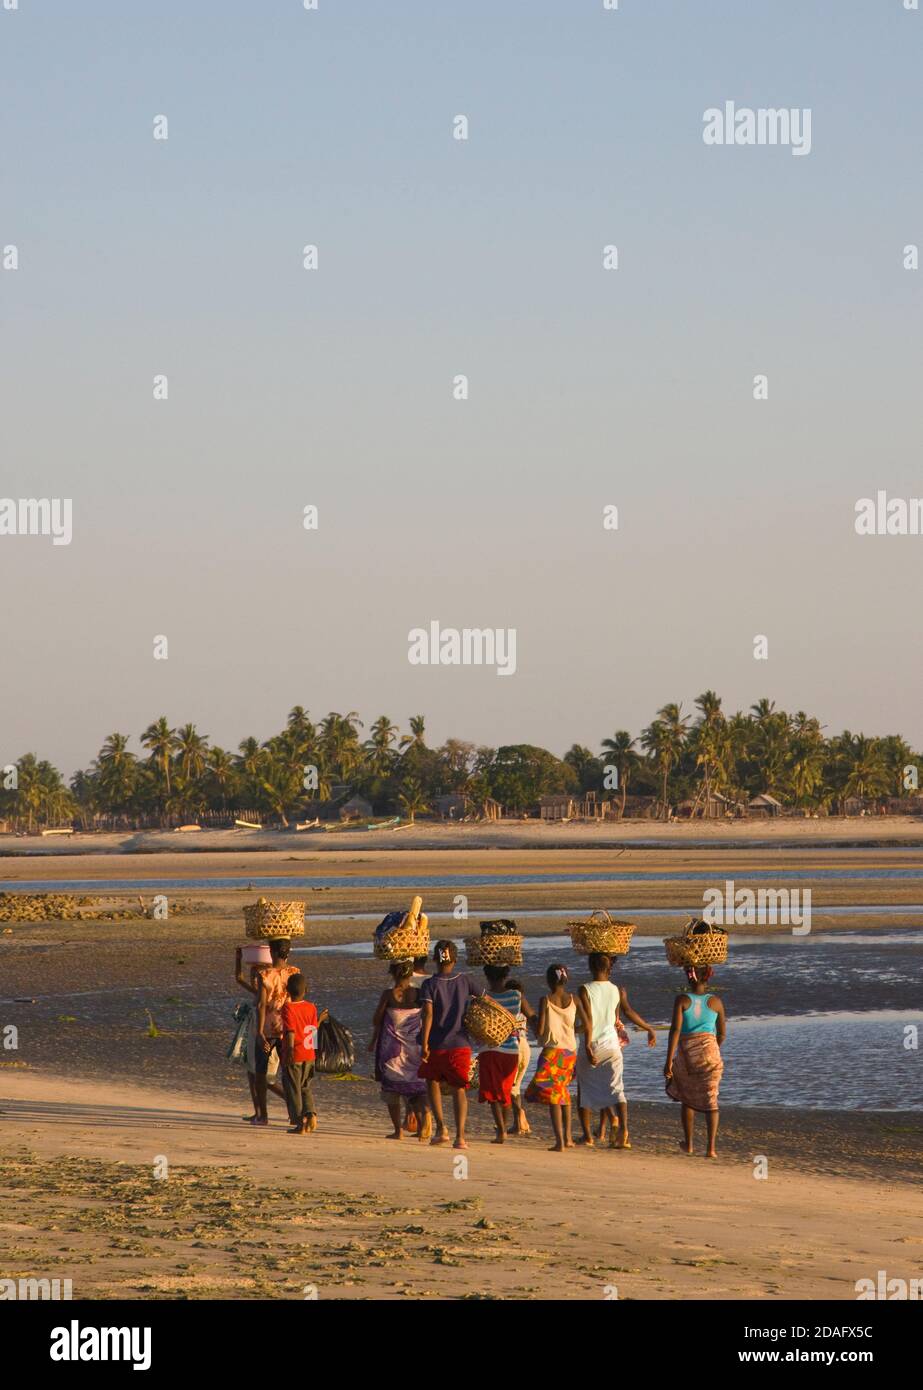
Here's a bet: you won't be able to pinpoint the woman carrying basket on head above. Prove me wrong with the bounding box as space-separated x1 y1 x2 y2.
576 952 657 1150
369 960 432 1143
664 964 726 1159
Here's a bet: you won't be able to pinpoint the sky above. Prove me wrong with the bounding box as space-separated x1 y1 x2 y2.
1 1 922 775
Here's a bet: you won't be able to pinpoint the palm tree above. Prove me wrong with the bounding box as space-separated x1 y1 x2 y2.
843 735 890 805
207 746 238 810
93 732 139 816
599 731 637 818
641 704 688 819
176 723 209 781
141 717 178 797
398 777 428 824
286 706 315 742
691 691 725 810
400 715 426 751
365 716 399 779
320 711 364 780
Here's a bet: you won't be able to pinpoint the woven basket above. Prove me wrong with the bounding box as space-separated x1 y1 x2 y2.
463 995 517 1047
465 934 523 966
568 909 635 956
664 918 729 968
243 898 305 940
373 911 430 961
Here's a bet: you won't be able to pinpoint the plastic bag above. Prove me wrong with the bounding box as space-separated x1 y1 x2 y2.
314 1014 356 1073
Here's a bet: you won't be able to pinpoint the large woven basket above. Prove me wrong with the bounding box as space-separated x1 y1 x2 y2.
664 918 729 968
243 898 305 940
568 909 635 956
463 995 517 1047
373 907 430 961
465 933 523 966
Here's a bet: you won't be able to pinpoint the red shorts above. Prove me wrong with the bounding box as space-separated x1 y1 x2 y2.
477 1050 519 1105
418 1047 471 1089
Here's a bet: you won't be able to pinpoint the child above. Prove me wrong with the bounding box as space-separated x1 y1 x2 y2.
477 964 527 1144
664 964 726 1159
504 976 534 1136
576 952 657 1150
525 964 592 1152
280 973 328 1135
418 940 479 1148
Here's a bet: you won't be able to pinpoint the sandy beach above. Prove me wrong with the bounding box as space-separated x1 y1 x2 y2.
7 816 923 860
2 1071 921 1302
2 836 921 1300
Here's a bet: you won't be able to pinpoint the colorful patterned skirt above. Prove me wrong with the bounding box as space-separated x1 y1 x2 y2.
525 1046 577 1106
666 1033 723 1113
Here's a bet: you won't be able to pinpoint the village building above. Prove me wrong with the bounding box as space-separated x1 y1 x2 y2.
748 793 783 818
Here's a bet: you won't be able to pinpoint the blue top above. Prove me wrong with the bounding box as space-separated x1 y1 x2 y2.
420 972 478 1049
681 992 719 1035
480 988 522 1054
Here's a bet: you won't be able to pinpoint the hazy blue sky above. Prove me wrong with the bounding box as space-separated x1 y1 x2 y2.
2 1 921 774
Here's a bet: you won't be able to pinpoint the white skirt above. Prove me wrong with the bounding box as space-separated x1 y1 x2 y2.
575 1026 625 1109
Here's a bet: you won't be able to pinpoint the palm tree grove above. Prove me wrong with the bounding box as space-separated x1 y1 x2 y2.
0 694 915 832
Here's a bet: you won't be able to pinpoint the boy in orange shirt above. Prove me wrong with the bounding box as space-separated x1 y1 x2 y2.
280 974 327 1135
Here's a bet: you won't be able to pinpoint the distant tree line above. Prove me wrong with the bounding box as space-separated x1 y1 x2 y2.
0 694 916 831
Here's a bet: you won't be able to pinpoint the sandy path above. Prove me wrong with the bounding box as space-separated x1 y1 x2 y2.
1 1072 919 1301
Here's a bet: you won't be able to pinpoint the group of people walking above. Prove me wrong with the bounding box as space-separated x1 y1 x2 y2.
368 940 727 1156
233 937 727 1157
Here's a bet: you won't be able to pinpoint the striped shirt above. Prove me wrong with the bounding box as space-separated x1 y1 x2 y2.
480 988 522 1055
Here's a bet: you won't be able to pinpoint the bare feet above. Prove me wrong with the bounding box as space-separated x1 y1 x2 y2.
430 1129 451 1145
306 1115 317 1132
385 1131 402 1140
418 1113 433 1143
548 1141 565 1152
490 1131 505 1145
453 1137 468 1149
705 1150 718 1159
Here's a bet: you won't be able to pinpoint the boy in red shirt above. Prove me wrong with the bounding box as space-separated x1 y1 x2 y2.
280 974 327 1134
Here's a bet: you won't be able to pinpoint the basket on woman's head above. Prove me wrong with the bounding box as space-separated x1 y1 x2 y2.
243 897 306 940
568 909 634 956
464 919 523 966
664 918 729 968
463 994 518 1047
372 895 430 960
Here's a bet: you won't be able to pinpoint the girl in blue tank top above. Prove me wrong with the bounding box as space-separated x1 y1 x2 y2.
665 963 726 1159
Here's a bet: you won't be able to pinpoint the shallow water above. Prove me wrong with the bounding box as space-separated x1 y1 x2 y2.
8 866 923 892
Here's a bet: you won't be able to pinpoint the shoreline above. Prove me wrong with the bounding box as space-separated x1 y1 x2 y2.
6 815 923 859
